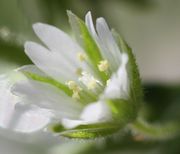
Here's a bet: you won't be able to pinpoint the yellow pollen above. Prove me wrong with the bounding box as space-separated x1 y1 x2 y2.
72 92 80 100
77 52 86 62
87 79 98 90
75 68 83 76
79 72 101 90
98 60 109 72
66 81 78 90
66 81 82 99
106 79 110 86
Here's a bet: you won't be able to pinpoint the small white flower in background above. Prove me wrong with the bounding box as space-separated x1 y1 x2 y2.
0 11 142 139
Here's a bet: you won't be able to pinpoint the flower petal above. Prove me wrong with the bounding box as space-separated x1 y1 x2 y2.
80 101 111 122
33 23 92 74
0 74 17 129
96 17 122 70
24 41 78 82
104 53 129 99
61 101 111 129
33 23 82 55
0 74 52 133
12 79 83 119
85 12 121 72
61 119 84 129
85 11 99 42
8 103 52 133
17 64 47 77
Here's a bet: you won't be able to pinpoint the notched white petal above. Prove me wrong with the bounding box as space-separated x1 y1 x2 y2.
32 23 94 80
17 64 47 77
33 23 83 58
11 79 83 119
96 17 122 70
0 74 52 133
10 103 52 133
85 11 98 42
0 74 17 129
33 23 80 51
24 41 77 82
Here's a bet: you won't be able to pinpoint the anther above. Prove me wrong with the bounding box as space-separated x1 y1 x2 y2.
75 68 83 76
79 72 101 90
77 52 86 62
98 60 109 72
106 79 110 86
72 92 80 100
66 81 82 99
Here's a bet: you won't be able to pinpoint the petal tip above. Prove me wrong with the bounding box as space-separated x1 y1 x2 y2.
32 23 50 36
85 11 92 23
24 41 35 52
32 22 44 30
86 11 91 17
96 17 106 24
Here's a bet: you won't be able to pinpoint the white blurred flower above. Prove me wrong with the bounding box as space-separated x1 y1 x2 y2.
0 11 142 138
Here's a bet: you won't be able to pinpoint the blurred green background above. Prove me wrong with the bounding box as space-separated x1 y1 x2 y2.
0 0 180 154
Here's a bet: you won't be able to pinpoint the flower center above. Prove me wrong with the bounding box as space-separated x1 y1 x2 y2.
79 71 102 90
66 52 110 101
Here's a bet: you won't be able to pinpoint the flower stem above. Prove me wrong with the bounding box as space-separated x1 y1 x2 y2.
130 118 180 140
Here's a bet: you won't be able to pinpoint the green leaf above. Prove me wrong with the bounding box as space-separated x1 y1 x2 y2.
67 11 108 83
21 70 98 104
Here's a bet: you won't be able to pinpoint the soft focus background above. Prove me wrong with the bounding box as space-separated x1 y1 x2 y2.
0 0 180 154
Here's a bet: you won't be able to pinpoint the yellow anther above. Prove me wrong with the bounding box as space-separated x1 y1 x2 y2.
77 52 86 62
66 81 82 99
87 78 97 90
72 92 80 100
67 81 82 92
98 60 109 72
66 81 78 90
79 72 100 90
106 79 110 86
75 68 82 76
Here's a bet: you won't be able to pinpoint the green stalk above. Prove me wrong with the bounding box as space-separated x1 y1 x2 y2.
130 118 180 140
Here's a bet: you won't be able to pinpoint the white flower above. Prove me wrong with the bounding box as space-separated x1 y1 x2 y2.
0 74 52 133
0 11 142 138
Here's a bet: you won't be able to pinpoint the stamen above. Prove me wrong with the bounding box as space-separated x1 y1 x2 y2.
87 78 98 90
77 52 86 62
75 68 82 76
72 92 80 100
79 72 101 90
66 81 82 99
106 79 110 86
66 81 78 90
98 60 109 72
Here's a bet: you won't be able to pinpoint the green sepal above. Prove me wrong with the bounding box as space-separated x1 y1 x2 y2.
106 99 137 124
21 69 101 105
21 71 72 96
112 30 143 110
67 11 108 83
51 122 122 139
